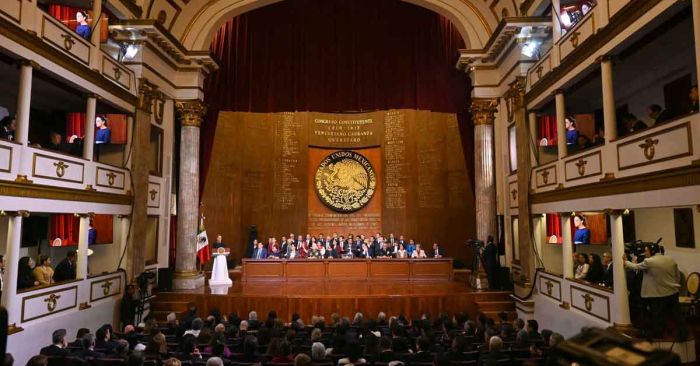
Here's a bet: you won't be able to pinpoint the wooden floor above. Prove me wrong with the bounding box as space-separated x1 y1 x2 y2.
151 280 514 322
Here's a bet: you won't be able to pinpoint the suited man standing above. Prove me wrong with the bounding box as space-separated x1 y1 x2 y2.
252 242 268 259
483 235 500 290
432 243 443 258
213 235 226 249
602 252 613 287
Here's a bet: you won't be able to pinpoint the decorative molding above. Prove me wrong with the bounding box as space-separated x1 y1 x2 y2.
175 99 207 127
527 163 700 203
0 181 133 205
137 78 161 113
505 76 527 122
616 122 693 170
21 285 78 323
470 98 499 125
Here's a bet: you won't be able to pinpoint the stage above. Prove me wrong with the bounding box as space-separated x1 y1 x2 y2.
152 263 514 322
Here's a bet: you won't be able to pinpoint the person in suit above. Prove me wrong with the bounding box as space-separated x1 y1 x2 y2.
53 250 77 282
40 329 71 356
75 333 106 360
287 244 299 259
213 235 226 249
377 336 398 363
408 336 434 364
252 242 267 259
432 243 443 258
602 252 613 287
483 235 500 290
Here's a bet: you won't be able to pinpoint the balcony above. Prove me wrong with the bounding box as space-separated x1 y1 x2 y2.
530 113 700 195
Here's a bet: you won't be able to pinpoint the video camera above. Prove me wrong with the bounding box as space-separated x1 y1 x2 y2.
466 239 484 249
137 271 156 292
624 238 663 262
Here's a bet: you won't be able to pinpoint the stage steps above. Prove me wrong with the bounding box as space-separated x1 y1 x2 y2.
473 291 517 321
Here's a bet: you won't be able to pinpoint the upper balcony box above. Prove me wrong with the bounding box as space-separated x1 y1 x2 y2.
40 10 92 66
0 0 21 24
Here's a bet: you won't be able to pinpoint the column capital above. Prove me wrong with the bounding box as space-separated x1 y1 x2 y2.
470 98 499 125
137 78 161 113
596 54 614 64
175 100 207 127
604 209 627 216
19 60 41 70
551 89 566 96
0 210 30 217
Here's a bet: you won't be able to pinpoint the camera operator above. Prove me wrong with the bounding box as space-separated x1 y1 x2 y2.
120 284 139 329
483 235 500 290
622 243 686 341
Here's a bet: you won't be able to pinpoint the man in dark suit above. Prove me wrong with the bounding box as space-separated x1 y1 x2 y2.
432 243 443 258
377 336 398 362
602 252 613 287
409 336 434 364
213 234 226 249
483 235 500 290
252 242 267 259
53 250 77 282
647 104 672 126
40 329 71 356
74 333 105 360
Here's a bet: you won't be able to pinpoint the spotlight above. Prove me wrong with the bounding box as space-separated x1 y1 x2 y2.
521 41 540 58
124 44 140 60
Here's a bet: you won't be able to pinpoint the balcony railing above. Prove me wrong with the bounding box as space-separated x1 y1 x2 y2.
530 113 700 194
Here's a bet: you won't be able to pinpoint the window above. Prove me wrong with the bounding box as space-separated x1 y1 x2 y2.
674 208 696 248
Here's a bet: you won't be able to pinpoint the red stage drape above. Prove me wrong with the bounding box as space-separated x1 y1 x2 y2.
49 214 80 246
200 0 473 195
538 115 558 146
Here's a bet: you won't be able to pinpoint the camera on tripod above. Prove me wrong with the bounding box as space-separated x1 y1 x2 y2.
624 238 663 262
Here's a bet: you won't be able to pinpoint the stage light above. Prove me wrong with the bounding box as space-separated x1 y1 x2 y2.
521 41 540 58
124 44 140 60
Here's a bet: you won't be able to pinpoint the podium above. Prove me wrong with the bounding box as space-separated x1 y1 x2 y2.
210 248 232 286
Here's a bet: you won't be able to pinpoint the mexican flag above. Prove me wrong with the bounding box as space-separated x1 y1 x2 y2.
196 213 211 264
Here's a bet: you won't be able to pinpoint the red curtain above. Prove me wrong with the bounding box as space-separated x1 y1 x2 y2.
538 115 558 146
546 213 562 243
49 214 80 246
66 112 85 138
200 0 473 195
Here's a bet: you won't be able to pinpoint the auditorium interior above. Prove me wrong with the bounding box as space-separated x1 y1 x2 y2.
1 0 700 364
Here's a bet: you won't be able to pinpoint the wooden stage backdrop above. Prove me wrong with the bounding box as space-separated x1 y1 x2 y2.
202 110 476 264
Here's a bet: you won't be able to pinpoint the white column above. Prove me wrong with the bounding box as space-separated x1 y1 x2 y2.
77 216 90 278
600 57 617 142
15 61 34 146
125 115 134 168
610 213 631 326
692 0 700 85
551 0 562 68
561 213 573 278
89 0 103 68
83 95 97 160
555 91 567 159
2 215 23 325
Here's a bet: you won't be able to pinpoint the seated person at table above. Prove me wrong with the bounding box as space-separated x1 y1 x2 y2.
432 243 443 258
268 245 282 258
251 242 267 259
411 244 427 258
377 242 393 258
286 244 299 259
357 243 370 258
407 240 416 257
396 243 408 259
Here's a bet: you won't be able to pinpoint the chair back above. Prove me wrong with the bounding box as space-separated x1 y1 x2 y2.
687 272 700 298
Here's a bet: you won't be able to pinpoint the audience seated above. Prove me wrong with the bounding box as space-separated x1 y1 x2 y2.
26 308 574 366
0 116 16 141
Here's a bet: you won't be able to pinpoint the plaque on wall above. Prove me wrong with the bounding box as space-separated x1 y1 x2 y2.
314 150 377 212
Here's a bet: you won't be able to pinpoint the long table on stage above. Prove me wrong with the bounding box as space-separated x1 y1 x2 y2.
241 258 453 282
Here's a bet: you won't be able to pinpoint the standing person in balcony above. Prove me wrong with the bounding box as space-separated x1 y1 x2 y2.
95 116 111 144
573 214 590 245
75 11 91 40
565 116 579 146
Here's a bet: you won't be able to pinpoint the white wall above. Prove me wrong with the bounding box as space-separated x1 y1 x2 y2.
634 206 700 275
